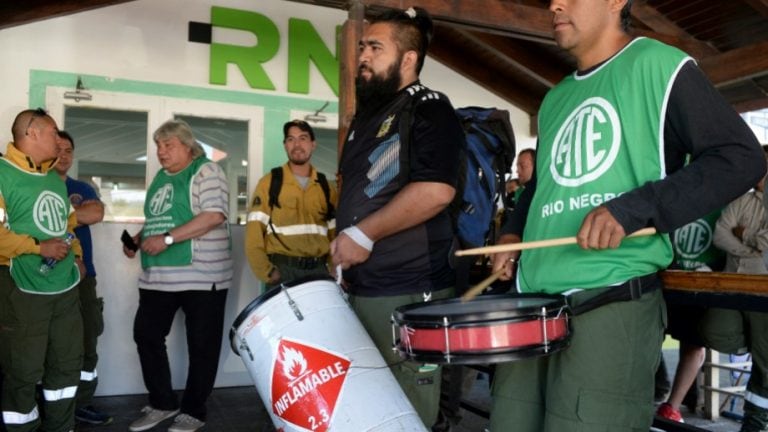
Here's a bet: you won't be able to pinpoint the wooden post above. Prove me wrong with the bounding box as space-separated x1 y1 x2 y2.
338 0 364 167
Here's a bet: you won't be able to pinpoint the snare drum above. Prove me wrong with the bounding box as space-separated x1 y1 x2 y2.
392 294 571 364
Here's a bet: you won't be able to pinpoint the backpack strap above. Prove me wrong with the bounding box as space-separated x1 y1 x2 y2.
316 172 335 221
267 167 290 250
268 167 283 209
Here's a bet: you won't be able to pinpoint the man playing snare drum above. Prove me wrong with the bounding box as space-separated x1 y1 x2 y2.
490 0 764 431
331 6 463 429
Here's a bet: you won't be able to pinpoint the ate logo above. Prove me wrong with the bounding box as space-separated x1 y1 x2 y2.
148 184 174 216
550 97 621 187
34 191 68 236
270 338 350 432
674 219 712 259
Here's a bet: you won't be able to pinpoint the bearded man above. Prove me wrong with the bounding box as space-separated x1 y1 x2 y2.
330 6 463 428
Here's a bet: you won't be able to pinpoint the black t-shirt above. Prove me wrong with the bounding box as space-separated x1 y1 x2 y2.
337 82 463 296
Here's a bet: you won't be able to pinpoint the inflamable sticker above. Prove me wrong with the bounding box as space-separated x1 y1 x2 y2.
270 338 350 432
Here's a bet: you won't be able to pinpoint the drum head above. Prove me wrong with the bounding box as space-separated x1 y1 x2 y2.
393 293 567 328
229 274 335 354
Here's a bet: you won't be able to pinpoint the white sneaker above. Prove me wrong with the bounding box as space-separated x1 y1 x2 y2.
129 406 180 431
168 413 205 432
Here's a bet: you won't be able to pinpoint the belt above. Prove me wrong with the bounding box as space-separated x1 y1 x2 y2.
269 254 328 270
567 272 661 316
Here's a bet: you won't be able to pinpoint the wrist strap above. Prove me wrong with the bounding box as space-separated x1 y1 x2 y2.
342 226 374 251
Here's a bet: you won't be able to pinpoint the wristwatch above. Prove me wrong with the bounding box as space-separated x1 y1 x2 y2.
163 232 175 246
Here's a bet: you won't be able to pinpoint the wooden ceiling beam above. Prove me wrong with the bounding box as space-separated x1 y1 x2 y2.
631 1 692 38
733 96 768 114
0 0 137 29
742 0 768 19
348 0 554 41
429 35 542 115
630 1 719 57
699 41 768 86
446 27 567 89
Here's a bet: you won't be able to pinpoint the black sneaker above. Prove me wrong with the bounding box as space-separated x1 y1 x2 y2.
75 406 113 425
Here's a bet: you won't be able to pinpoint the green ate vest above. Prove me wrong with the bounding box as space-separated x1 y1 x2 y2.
141 157 209 269
672 210 724 271
520 38 690 294
0 159 79 294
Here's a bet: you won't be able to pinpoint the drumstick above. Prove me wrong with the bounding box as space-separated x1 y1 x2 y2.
455 227 658 257
461 268 506 302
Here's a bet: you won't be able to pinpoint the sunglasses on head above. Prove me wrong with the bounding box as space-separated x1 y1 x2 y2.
25 108 48 136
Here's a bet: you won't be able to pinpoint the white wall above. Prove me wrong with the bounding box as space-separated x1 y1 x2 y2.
0 0 537 396
0 0 536 148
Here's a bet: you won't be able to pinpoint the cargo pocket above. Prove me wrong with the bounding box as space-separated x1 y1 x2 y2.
576 389 653 430
397 361 441 425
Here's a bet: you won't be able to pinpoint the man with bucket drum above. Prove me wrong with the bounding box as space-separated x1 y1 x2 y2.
489 0 765 431
245 119 337 289
331 6 463 429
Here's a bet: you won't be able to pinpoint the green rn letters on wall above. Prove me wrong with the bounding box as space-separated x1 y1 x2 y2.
209 6 340 96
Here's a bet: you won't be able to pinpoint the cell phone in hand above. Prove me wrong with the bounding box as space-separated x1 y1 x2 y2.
121 229 139 252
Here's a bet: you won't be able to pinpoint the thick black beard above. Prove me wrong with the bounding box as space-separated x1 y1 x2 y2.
355 61 402 111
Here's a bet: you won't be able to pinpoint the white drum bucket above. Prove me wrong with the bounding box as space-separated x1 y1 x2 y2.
230 276 427 432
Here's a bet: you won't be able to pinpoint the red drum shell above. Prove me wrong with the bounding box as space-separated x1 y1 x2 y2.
392 294 571 364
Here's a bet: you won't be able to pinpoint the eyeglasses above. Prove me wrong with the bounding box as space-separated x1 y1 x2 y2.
25 108 48 136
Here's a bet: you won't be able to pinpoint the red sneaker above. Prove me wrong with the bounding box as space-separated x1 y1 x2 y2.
656 402 684 423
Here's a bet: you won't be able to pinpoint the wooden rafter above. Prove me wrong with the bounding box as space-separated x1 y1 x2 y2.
449 28 567 89
700 41 768 86
742 0 768 18
0 0 137 29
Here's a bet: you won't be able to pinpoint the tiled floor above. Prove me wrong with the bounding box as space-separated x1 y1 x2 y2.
69 348 743 432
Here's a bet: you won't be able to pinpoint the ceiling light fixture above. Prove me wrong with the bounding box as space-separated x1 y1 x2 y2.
304 101 330 123
63 76 93 102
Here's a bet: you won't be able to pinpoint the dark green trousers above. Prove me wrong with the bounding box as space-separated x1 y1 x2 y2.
349 287 454 427
75 276 103 409
0 268 83 432
265 257 329 291
700 308 768 432
490 289 665 432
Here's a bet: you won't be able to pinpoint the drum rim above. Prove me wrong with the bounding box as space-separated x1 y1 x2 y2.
393 293 569 325
229 274 336 354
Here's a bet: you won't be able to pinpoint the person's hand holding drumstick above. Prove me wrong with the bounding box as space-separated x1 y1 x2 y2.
576 205 627 249
490 233 522 281
491 205 629 281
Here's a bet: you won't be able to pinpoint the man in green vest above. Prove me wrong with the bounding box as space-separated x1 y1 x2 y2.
0 108 84 432
489 0 765 431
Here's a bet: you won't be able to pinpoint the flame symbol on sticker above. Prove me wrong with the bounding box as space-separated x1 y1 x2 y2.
281 346 308 381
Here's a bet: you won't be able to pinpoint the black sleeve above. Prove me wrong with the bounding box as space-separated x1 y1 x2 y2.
604 61 766 234
408 97 463 187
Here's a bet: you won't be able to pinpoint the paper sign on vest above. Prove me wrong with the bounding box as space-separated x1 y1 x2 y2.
270 338 350 432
